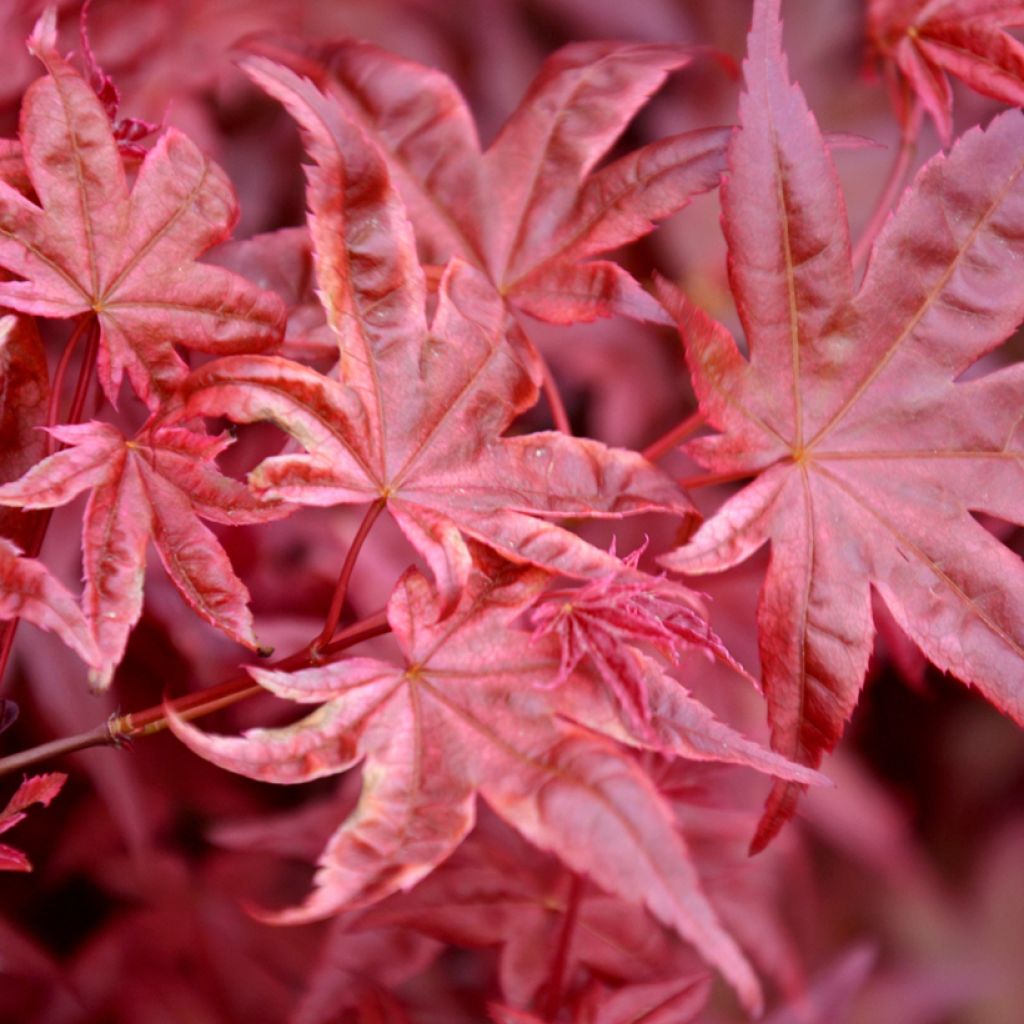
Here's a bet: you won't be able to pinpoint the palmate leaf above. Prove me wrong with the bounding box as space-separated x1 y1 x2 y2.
0 11 284 409
0 422 288 687
168 558 777 1014
263 37 731 324
868 0 1024 143
174 61 695 606
660 0 1024 849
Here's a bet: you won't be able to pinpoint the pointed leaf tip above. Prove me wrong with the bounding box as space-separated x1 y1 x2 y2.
27 7 58 60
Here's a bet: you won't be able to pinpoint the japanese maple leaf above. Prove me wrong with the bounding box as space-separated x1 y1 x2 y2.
173 62 695 606
168 558 766 1014
256 38 730 324
0 421 288 687
868 0 1024 143
659 0 1024 849
0 772 65 872
0 11 284 410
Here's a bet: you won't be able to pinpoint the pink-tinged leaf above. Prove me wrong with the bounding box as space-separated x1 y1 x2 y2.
482 43 694 274
869 0 1024 144
0 537 98 668
0 139 31 198
555 646 831 788
0 16 284 408
507 260 672 325
0 421 282 686
171 65 695 603
288 37 485 267
295 40 726 324
660 0 1024 849
575 974 711 1024
0 772 66 872
169 560 761 1013
0 313 47 547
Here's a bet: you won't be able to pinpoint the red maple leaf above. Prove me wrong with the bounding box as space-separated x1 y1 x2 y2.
0 772 66 872
0 11 284 410
257 37 731 324
659 0 1024 849
868 0 1024 143
172 62 695 606
168 556 770 1014
0 422 288 687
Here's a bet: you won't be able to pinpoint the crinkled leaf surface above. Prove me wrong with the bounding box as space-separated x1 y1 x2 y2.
175 63 695 607
168 560 765 1014
0 12 284 409
0 771 66 872
661 0 1024 849
869 0 1024 143
0 421 287 686
266 40 730 324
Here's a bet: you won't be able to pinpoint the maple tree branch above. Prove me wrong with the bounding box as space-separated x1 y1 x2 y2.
538 354 572 435
313 498 386 653
540 872 585 1019
44 315 94 456
515 318 573 434
0 610 391 777
677 467 755 490
0 316 101 693
642 409 705 462
851 102 921 272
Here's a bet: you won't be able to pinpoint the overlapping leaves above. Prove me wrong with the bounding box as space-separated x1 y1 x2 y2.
170 554 823 1015
263 36 731 324
174 61 695 606
0 11 284 409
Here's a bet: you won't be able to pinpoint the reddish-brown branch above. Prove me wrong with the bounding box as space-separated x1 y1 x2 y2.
642 409 706 462
538 353 572 435
678 467 755 491
851 101 921 272
0 609 391 777
540 872 585 1019
44 315 94 456
313 499 386 653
